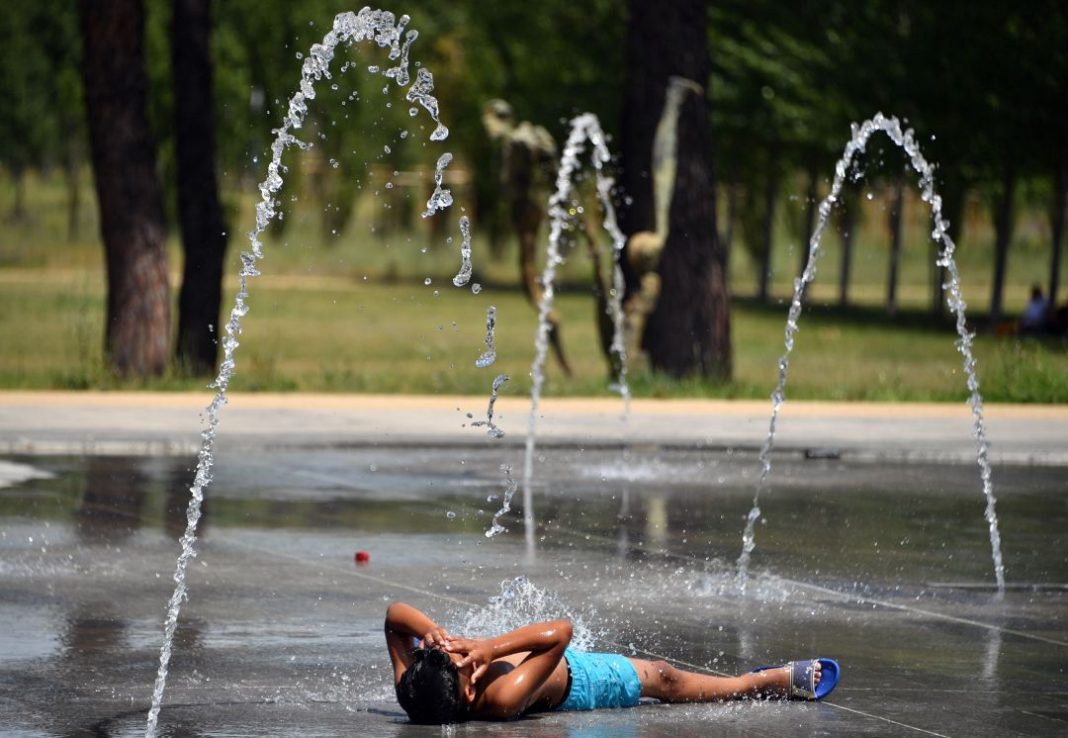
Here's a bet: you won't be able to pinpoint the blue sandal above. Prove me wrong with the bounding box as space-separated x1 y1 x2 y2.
753 658 840 700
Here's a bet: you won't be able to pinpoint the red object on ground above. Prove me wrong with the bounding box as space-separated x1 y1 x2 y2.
354 550 370 564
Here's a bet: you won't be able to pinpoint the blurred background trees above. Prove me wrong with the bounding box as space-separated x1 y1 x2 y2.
1 0 1065 381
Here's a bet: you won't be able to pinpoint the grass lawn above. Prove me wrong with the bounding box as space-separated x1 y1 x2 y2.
1 168 1066 402
1 267 1065 403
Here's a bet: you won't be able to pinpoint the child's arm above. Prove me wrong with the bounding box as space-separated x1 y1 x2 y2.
384 602 449 684
446 618 572 719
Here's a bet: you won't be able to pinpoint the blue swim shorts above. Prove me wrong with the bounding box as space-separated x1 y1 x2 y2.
557 648 642 711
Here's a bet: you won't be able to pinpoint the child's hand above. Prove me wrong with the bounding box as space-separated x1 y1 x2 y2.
420 627 451 649
445 638 493 684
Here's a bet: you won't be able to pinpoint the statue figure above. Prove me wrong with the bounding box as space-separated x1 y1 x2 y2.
482 99 573 376
623 76 704 365
481 78 701 379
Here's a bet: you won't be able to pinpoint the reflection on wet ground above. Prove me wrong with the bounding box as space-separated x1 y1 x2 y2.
1 447 1066 736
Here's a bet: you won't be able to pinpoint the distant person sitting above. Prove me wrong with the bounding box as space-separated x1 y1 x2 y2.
1020 284 1050 335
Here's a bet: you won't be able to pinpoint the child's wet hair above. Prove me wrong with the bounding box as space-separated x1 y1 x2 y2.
396 647 466 724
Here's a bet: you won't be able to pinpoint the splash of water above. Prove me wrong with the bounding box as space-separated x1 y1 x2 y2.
475 305 497 368
454 576 599 650
451 215 473 287
424 151 454 217
521 113 630 552
145 10 454 735
736 113 1005 596
406 67 448 142
485 464 518 538
471 373 509 438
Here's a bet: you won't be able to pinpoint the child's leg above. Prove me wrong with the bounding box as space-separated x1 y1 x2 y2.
628 659 818 702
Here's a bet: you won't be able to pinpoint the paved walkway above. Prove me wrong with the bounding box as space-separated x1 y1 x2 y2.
1 391 1066 465
3 394 1067 736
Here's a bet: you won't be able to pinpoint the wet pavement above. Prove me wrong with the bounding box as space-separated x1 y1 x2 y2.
2 437 1067 737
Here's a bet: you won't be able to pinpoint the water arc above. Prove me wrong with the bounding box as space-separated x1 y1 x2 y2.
735 113 1006 596
521 113 630 553
145 9 458 735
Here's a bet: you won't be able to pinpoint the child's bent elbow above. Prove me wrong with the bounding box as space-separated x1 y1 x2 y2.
556 619 573 646
384 601 408 625
385 600 411 614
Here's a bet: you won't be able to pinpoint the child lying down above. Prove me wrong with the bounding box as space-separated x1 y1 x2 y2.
385 601 840 723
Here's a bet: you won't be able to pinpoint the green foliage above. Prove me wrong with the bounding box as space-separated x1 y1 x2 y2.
8 1 1064 235
0 1 80 181
4 0 1067 399
713 0 1067 185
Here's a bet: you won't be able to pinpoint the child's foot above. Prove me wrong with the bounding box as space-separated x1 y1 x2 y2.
755 659 836 700
771 661 819 693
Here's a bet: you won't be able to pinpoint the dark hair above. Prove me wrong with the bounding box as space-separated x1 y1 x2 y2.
396 647 466 724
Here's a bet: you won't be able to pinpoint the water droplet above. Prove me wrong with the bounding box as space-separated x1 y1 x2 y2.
446 511 456 520
471 283 482 294
424 277 432 286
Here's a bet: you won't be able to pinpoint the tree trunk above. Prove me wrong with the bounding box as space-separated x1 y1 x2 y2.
1050 160 1066 305
838 192 856 307
757 159 779 303
172 0 229 375
886 175 905 316
619 9 657 239
624 0 730 378
989 165 1017 326
79 0 170 377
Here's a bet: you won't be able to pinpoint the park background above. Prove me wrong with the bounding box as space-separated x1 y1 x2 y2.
1 0 1066 403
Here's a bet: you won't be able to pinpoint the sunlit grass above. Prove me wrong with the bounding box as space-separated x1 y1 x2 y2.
2 267 1065 402
0 168 1065 402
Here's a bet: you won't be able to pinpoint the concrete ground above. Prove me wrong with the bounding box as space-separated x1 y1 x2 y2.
1 392 1066 737
2 391 1067 463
